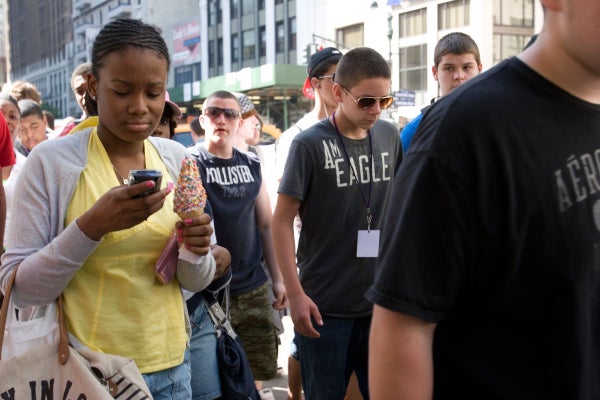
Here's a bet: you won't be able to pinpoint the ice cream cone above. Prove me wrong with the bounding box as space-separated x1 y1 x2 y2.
173 157 207 218
177 209 205 221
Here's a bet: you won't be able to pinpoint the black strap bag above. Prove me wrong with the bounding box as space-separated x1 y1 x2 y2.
203 286 260 400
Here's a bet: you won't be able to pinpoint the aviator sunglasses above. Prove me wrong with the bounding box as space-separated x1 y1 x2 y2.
203 106 241 120
341 87 394 110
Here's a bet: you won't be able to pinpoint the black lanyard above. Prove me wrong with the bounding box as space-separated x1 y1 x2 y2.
331 112 374 230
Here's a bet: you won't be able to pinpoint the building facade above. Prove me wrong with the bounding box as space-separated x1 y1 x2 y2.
6 0 73 117
317 0 543 121
3 0 544 126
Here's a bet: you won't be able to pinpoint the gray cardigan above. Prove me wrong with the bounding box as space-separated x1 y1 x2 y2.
0 128 214 307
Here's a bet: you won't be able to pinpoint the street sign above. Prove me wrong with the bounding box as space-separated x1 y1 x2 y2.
393 89 416 107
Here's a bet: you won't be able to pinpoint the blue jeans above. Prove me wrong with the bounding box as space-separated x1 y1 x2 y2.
143 348 192 400
190 301 221 400
298 316 371 400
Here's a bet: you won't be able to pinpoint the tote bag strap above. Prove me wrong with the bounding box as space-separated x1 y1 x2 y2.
0 268 18 358
57 296 70 364
0 268 68 364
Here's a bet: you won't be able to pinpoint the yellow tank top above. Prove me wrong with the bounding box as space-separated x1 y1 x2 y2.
63 128 186 373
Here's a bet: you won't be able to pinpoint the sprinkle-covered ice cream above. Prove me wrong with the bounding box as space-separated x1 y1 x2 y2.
173 157 207 219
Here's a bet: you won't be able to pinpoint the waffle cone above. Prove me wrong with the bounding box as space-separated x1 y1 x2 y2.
177 209 204 221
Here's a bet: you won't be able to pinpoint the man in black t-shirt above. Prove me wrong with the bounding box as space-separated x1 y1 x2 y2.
368 2 600 399
367 0 600 400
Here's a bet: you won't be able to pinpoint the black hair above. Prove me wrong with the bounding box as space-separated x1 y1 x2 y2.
334 47 391 90
434 32 481 67
91 18 170 78
190 116 204 137
84 90 98 117
18 99 43 119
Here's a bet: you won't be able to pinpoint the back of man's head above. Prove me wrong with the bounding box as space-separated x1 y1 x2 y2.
18 99 44 119
190 116 204 142
334 47 391 90
434 32 481 67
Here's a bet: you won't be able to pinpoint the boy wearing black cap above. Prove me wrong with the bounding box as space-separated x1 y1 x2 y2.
272 47 401 399
275 46 342 400
275 47 342 181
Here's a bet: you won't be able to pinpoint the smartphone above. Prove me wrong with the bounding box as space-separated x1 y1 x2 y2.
128 169 163 198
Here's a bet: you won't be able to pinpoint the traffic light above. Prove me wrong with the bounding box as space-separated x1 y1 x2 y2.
303 44 311 64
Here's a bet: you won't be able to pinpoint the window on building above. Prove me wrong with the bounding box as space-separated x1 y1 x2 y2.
241 0 254 16
242 29 256 61
208 1 216 26
276 21 285 53
493 34 528 64
493 0 534 27
399 8 427 38
438 0 470 30
258 0 265 10
288 17 297 51
231 0 239 17
209 39 215 67
174 63 201 86
232 33 240 62
275 0 284 4
259 26 267 57
218 37 224 67
399 44 427 91
336 23 364 49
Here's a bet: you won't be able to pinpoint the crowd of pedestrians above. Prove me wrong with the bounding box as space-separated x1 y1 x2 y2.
1 1 600 399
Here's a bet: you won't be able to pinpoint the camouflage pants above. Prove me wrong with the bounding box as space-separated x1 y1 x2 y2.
229 282 279 381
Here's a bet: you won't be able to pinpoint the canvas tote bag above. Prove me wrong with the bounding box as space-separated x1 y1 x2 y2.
0 269 153 399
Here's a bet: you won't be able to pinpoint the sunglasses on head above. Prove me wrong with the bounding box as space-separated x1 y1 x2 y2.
203 106 241 120
342 87 394 110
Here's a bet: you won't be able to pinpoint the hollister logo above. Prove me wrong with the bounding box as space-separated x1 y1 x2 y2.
1 379 87 400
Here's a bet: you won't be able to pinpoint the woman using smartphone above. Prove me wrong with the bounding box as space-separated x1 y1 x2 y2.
0 18 215 398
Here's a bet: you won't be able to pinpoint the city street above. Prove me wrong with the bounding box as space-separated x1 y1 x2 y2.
262 315 295 400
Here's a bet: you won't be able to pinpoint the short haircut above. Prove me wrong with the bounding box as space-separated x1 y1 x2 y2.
71 62 92 91
434 32 481 67
18 99 44 119
203 90 240 109
9 81 42 104
190 116 203 136
334 47 391 90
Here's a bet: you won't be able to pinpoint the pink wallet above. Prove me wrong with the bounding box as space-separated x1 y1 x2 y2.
154 234 179 284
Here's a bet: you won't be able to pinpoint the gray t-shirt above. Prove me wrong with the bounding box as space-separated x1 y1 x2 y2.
278 117 401 317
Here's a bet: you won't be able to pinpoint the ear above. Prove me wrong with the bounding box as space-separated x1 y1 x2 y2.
477 63 483 73
199 115 207 130
432 65 439 82
331 83 344 103
311 76 321 90
87 73 98 100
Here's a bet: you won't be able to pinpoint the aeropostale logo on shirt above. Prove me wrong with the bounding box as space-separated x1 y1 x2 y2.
204 165 256 185
321 139 391 188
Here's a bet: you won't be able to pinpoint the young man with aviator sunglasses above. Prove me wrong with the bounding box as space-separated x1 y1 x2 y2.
272 47 401 400
189 90 287 392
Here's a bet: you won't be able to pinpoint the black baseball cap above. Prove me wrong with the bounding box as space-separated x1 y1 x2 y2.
303 47 342 99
